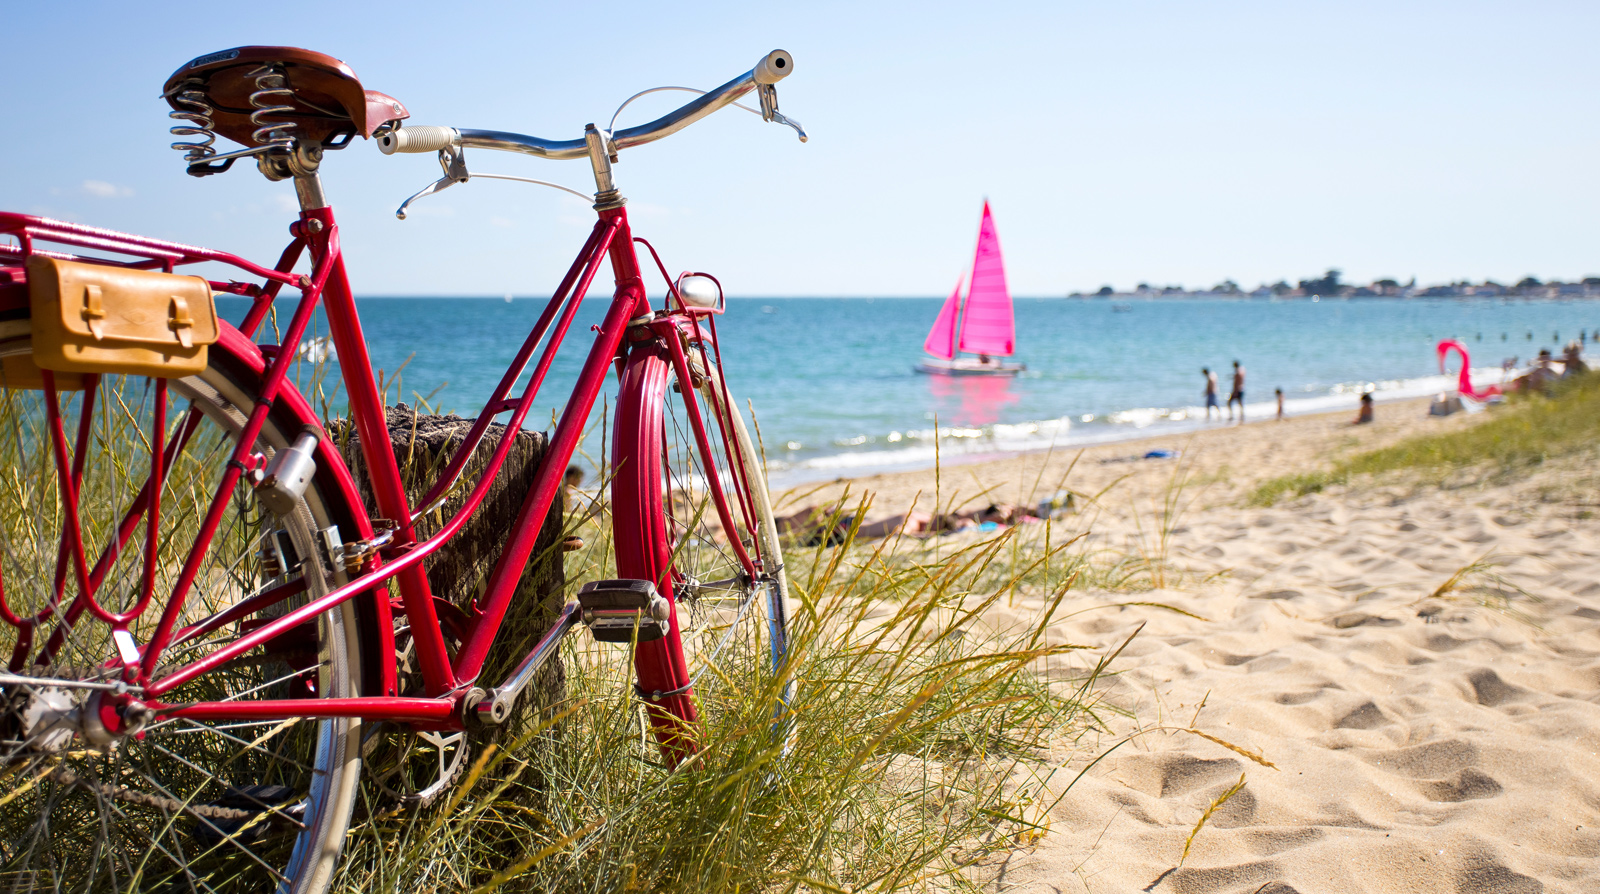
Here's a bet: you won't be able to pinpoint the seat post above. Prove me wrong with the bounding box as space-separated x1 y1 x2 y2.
294 172 328 211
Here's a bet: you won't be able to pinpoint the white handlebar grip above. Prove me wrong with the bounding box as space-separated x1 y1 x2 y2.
753 50 794 85
377 125 459 155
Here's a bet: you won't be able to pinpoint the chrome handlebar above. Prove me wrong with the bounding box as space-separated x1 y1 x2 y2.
380 50 801 219
379 49 800 160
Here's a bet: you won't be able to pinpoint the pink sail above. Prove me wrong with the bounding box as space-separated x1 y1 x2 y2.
923 278 962 359
956 201 1014 356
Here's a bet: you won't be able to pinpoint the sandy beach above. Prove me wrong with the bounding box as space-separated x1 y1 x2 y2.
780 400 1600 893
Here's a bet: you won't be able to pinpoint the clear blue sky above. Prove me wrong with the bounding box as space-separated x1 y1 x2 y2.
3 1 1596 296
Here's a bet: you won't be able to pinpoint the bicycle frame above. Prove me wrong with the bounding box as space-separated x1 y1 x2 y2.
0 197 762 731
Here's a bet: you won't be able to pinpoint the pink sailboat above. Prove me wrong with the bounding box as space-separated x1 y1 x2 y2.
916 201 1026 376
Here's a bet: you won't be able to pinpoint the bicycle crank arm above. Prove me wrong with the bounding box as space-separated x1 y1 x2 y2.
473 601 583 725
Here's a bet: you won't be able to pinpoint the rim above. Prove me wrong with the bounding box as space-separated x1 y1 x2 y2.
0 350 358 894
651 360 791 726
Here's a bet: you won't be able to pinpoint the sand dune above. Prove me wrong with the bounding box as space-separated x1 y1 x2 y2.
786 401 1600 893
1009 487 1600 893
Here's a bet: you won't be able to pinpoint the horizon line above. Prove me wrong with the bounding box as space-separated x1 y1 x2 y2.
284 293 1600 301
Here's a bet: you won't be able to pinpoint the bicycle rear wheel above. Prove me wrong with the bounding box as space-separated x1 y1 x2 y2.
611 340 791 764
0 326 365 893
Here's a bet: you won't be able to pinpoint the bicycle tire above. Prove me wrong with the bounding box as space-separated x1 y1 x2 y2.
0 323 365 894
611 340 791 764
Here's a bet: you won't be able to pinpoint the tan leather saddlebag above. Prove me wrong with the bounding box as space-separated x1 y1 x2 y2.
26 257 219 378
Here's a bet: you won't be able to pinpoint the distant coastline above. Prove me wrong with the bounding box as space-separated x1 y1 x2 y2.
1068 268 1600 301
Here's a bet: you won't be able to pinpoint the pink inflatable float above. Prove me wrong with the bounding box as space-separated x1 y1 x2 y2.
1437 339 1502 401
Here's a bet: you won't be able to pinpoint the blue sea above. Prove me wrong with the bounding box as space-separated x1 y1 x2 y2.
220 296 1600 487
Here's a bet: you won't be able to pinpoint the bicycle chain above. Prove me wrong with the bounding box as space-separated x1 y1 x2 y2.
41 764 257 820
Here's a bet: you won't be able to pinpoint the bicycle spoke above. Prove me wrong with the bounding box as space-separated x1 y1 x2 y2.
160 718 299 735
157 718 319 780
2 361 360 891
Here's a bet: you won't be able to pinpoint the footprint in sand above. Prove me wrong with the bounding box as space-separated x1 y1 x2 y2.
1418 768 1504 802
1335 701 1391 730
1362 737 1507 809
1146 859 1281 894
1370 738 1478 778
1115 754 1243 799
1243 828 1323 858
1455 852 1544 894
1329 612 1402 629
1423 632 1470 651
1203 782 1257 828
1466 668 1527 707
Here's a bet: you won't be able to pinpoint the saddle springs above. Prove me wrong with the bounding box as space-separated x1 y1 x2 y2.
165 64 300 177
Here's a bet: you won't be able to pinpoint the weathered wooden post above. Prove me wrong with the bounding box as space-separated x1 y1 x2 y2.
334 404 567 725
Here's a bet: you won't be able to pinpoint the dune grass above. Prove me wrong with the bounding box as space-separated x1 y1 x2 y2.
1249 373 1600 506
0 336 1119 892
329 503 1111 894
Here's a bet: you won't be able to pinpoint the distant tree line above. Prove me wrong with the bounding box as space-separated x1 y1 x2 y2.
1076 269 1600 299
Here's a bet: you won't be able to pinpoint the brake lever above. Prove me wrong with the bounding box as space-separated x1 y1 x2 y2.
395 146 471 219
757 84 808 143
769 110 807 142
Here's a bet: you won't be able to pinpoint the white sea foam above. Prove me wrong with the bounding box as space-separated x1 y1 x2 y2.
766 366 1515 486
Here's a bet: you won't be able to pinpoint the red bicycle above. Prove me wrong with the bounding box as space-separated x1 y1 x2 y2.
0 45 801 892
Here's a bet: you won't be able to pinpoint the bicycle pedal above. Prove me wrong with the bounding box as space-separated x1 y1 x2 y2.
577 579 670 643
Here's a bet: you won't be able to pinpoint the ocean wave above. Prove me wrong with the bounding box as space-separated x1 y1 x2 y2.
765 366 1513 486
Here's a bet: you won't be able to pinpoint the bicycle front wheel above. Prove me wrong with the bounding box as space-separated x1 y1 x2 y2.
0 327 365 894
611 341 791 764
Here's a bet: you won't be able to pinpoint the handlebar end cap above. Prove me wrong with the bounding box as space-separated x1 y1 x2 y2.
754 50 794 85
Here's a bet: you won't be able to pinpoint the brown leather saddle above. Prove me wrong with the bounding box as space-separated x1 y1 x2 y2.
163 46 409 148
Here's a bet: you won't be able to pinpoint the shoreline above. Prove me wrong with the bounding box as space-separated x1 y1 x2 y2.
772 395 1482 520
764 372 1513 490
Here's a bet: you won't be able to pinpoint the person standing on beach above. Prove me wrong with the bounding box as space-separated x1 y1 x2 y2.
1203 368 1219 420
1275 388 1284 421
1227 361 1246 422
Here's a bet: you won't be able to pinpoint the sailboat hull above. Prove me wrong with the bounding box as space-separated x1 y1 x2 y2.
915 357 1026 376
